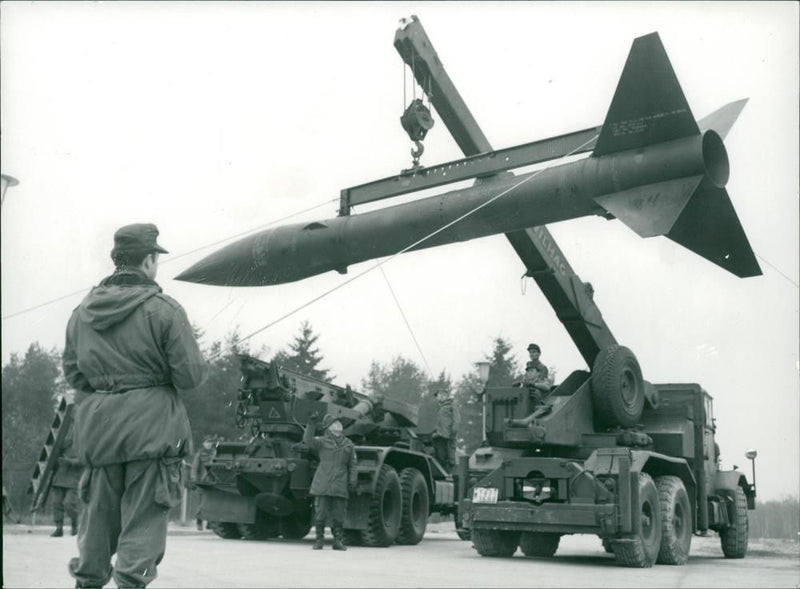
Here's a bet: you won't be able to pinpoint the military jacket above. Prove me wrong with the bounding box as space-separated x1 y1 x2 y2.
303 426 357 498
63 269 208 466
434 399 456 439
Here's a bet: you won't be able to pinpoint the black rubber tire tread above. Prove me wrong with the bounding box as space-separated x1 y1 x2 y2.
472 529 520 557
343 529 364 546
456 528 472 541
612 473 662 568
602 538 614 553
591 345 645 428
519 532 560 557
656 475 693 565
362 464 402 547
208 521 242 539
720 486 748 558
396 468 430 545
279 515 311 539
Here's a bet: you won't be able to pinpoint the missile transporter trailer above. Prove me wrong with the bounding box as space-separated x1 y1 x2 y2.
460 346 756 567
197 355 455 546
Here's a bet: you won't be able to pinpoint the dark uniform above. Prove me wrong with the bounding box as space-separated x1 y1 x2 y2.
189 441 215 530
303 414 357 550
50 427 82 537
432 393 456 471
522 343 551 406
63 224 208 588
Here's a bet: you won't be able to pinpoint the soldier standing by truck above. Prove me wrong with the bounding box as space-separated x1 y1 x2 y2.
432 390 455 471
303 413 357 551
49 426 82 537
62 223 208 588
189 435 216 530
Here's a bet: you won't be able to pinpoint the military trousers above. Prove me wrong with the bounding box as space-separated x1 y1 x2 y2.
314 495 347 525
432 436 454 471
69 457 182 588
51 485 78 525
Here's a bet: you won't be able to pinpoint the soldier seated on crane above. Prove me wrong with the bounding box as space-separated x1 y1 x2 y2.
520 343 553 407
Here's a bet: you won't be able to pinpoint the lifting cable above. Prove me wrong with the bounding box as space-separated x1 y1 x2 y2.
1 197 339 321
379 265 434 378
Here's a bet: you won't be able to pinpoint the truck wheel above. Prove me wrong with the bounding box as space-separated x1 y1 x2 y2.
237 511 280 540
656 476 692 565
519 532 560 557
207 521 242 539
456 528 472 541
362 464 402 547
472 529 520 557
343 529 364 546
396 468 429 545
720 486 748 558
591 345 644 428
279 514 311 539
612 473 661 567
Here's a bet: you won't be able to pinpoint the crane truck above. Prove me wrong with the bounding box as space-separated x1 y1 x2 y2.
180 16 759 566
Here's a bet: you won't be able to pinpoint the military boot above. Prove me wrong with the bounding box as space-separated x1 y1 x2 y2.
313 523 325 550
332 522 347 551
51 525 64 537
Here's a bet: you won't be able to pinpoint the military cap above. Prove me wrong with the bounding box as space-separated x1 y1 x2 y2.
322 414 341 430
527 343 541 352
111 223 169 258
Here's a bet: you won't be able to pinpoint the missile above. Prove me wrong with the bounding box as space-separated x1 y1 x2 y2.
175 33 761 287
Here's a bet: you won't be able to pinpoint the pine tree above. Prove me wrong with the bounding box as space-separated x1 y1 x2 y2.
275 321 331 380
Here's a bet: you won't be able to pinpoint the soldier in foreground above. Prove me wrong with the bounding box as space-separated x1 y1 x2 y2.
49 425 82 537
62 223 208 588
303 413 357 551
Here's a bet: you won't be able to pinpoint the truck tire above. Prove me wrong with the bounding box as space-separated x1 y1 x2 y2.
343 529 364 546
456 528 472 541
720 486 748 558
519 532 560 557
612 473 661 567
591 345 645 428
472 529 520 557
208 521 242 540
396 468 429 545
362 464 402 547
237 511 281 540
279 514 312 539
656 476 692 565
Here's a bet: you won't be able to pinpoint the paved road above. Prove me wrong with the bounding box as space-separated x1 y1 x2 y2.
3 523 798 588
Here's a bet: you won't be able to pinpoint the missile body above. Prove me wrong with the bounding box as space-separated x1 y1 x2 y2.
175 33 760 287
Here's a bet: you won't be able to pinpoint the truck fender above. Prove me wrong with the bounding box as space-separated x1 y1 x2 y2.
714 470 754 509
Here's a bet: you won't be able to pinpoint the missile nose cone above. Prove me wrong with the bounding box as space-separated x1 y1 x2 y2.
174 234 270 286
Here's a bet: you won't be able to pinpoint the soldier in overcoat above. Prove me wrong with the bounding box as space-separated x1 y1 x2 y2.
62 223 208 588
303 413 357 550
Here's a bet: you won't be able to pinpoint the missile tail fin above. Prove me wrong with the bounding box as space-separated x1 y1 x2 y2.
596 176 762 278
666 178 762 277
593 32 699 157
594 176 703 238
697 98 749 139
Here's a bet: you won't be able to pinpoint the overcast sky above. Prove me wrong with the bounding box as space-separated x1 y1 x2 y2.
1 1 798 501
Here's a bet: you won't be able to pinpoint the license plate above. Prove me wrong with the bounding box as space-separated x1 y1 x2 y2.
472 487 499 504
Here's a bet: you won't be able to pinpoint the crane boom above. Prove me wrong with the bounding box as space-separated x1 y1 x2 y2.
392 15 616 368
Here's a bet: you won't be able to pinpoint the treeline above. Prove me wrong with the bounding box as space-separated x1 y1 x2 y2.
748 497 800 540
2 322 522 519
